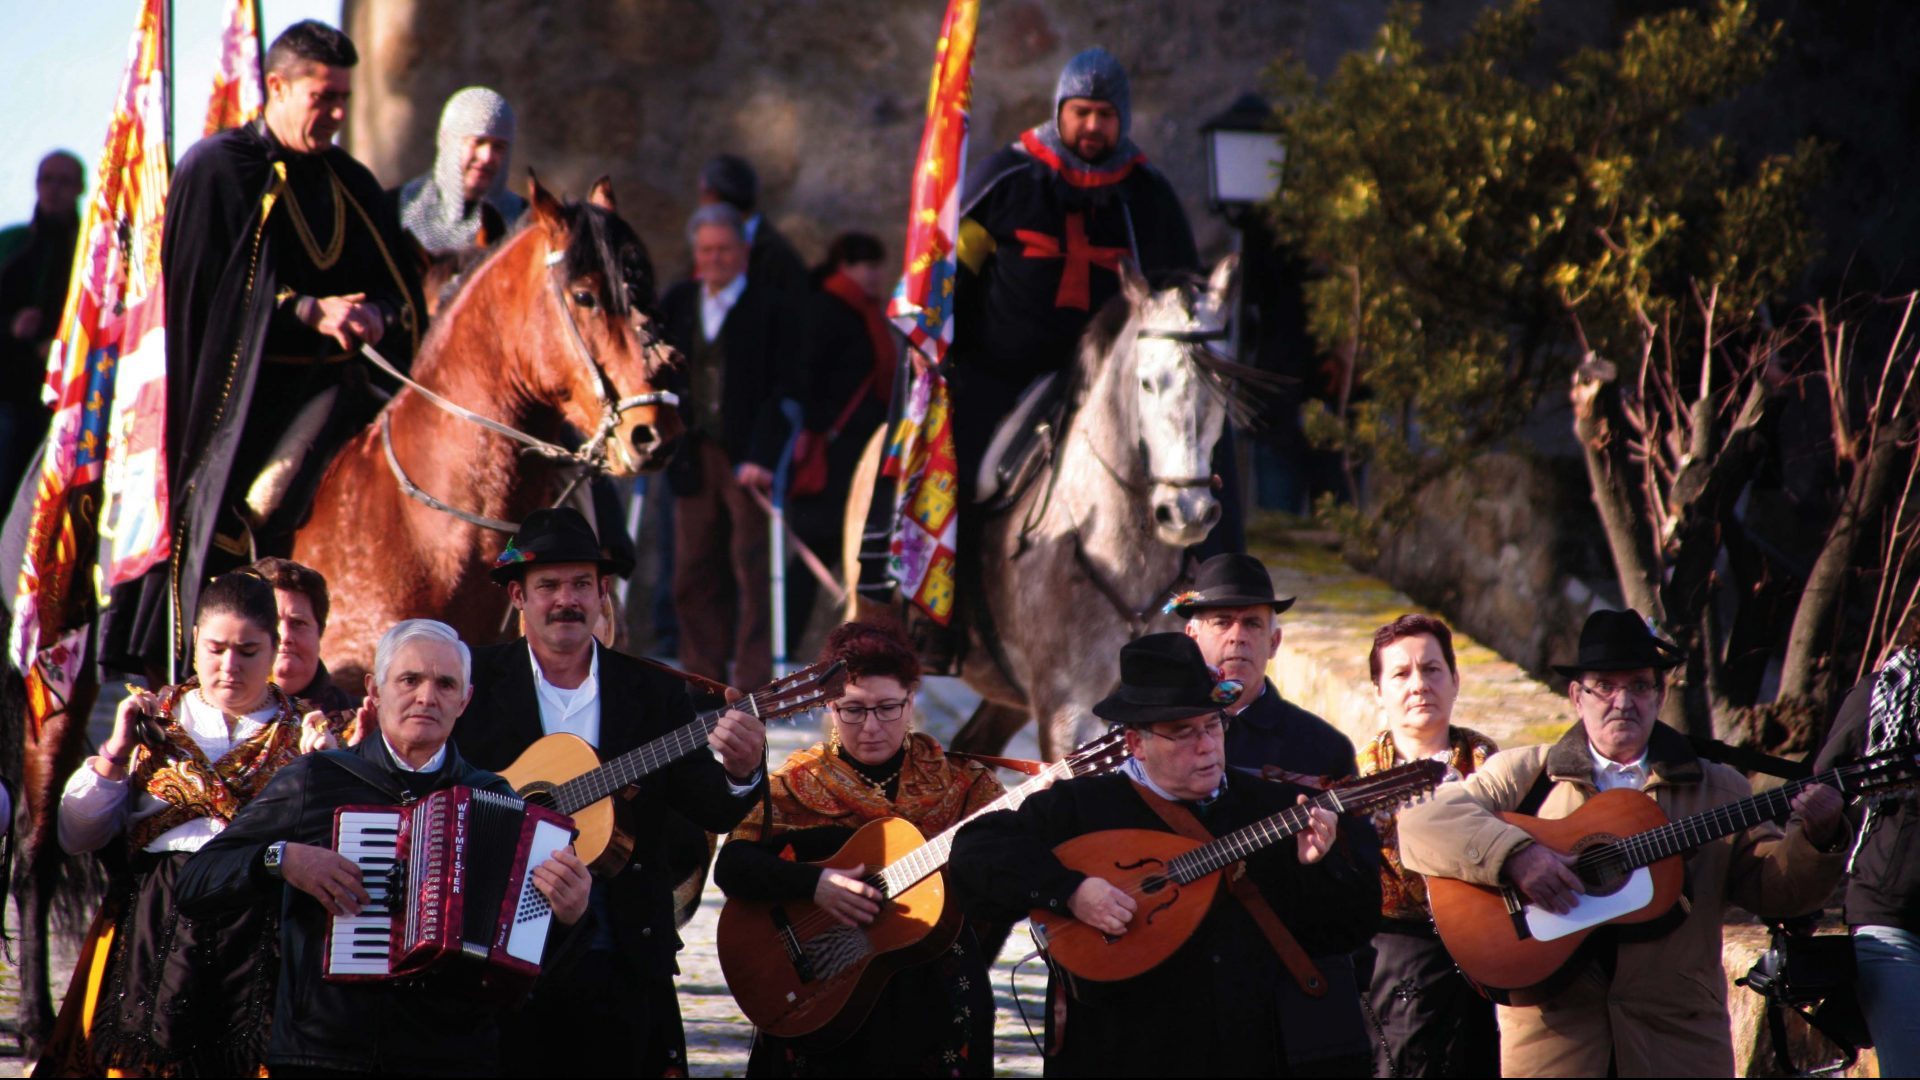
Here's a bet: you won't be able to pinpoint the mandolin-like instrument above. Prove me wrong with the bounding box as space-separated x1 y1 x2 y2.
1034 760 1447 982
499 660 847 873
1425 747 1920 996
715 728 1133 1046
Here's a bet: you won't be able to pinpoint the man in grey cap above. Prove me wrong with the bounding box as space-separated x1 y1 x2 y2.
698 153 807 298
398 86 526 256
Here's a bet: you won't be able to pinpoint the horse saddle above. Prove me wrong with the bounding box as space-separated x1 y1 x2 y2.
974 371 1068 513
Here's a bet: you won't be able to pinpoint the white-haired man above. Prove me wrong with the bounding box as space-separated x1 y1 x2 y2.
176 619 592 1076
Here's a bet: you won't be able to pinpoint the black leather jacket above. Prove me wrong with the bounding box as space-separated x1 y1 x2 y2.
174 735 587 1076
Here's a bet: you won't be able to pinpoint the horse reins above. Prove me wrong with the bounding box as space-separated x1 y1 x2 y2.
362 241 681 534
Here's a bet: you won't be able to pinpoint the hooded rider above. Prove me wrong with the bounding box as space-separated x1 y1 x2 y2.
397 86 526 256
948 46 1200 486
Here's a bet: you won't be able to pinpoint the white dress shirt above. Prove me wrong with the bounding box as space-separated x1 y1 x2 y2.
59 691 280 855
1589 742 1650 792
530 642 601 749
699 274 747 342
382 732 448 774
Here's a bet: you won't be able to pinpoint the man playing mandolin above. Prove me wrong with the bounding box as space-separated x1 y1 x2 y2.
1396 609 1847 1077
949 634 1380 1076
454 508 770 1077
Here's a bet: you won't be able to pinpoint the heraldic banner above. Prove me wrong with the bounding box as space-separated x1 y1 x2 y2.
883 0 978 626
11 0 171 731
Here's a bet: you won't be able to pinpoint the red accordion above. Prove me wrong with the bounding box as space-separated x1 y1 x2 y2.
325 786 575 995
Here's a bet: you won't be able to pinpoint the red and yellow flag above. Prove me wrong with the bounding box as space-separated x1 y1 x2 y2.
12 0 171 728
882 0 977 625
204 0 265 136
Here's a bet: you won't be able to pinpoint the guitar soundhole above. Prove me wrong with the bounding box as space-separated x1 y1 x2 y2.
520 784 559 811
1139 873 1171 895
801 924 871 981
1570 833 1629 896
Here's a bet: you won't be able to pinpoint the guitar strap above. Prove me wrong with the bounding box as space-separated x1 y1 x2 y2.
1127 779 1328 997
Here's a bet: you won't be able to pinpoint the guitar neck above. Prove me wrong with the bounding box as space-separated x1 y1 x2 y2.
1610 763 1856 869
1165 788 1345 885
548 706 729 815
875 755 1087 897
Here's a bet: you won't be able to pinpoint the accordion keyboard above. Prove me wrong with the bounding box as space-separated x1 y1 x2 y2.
329 809 404 975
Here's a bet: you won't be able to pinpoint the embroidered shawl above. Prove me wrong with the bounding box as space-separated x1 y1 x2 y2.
1358 724 1500 922
731 731 1006 844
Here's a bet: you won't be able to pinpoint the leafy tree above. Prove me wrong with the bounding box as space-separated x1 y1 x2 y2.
1269 0 1920 743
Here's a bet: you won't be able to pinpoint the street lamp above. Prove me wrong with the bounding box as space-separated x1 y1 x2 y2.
1202 93 1285 218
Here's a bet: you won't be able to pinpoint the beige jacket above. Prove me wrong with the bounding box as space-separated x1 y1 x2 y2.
1397 721 1844 1078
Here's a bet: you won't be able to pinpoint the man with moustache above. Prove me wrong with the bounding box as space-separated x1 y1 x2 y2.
1177 553 1358 781
104 19 425 679
174 619 594 1076
454 507 770 1077
1397 609 1847 1077
951 634 1379 1076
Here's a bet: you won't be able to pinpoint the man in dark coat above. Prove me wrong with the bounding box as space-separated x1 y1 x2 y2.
0 150 83 497
453 508 769 1077
948 46 1199 486
951 634 1381 1077
174 619 594 1076
104 19 424 677
1176 553 1359 781
660 201 800 688
699 152 809 299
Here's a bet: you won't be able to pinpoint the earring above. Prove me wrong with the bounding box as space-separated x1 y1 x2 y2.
828 724 841 753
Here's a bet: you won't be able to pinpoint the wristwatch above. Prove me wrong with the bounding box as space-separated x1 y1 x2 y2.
263 841 289 879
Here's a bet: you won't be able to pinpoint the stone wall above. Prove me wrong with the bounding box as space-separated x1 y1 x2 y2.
1370 451 1618 683
335 0 1497 273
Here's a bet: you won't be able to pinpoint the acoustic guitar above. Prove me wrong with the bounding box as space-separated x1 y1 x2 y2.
1034 760 1447 981
499 660 848 873
715 728 1132 1045
1425 747 1920 995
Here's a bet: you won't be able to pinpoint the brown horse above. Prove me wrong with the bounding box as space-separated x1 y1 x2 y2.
294 175 681 677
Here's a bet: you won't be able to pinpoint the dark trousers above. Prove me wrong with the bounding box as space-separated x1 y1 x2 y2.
501 950 683 1077
1368 923 1499 1077
673 437 771 688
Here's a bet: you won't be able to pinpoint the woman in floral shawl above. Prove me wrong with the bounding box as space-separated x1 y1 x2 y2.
37 570 347 1076
714 621 1005 1077
1358 614 1501 1078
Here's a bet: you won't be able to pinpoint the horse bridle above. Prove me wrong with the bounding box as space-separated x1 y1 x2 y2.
1080 321 1235 493
363 238 681 533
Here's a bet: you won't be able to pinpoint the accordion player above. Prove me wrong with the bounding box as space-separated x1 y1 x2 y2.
326 785 576 995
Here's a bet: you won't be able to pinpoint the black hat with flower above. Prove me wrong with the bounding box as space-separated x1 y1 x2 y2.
1093 633 1245 727
489 507 618 585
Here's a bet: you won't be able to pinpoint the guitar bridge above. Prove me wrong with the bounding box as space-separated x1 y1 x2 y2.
1501 886 1535 942
770 905 816 983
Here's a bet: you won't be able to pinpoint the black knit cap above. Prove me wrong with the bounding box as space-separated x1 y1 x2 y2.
1167 553 1296 618
490 507 615 584
1093 633 1240 727
1550 608 1686 678
700 153 759 213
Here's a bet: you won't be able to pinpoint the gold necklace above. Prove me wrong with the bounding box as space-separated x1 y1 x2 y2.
270 160 346 270
195 686 270 737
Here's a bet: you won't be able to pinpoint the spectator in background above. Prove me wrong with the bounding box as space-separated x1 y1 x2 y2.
660 202 799 689
249 556 356 714
0 149 84 498
786 232 895 637
699 153 808 298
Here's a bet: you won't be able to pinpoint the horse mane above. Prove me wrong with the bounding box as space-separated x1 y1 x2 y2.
435 197 657 317
1075 270 1288 428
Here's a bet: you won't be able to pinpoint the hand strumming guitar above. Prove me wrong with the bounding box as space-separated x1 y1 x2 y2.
814 863 883 927
1503 843 1584 915
1069 877 1136 936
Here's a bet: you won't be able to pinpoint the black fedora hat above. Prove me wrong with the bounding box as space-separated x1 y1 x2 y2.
1093 633 1244 727
1550 608 1686 679
1165 553 1296 618
490 507 616 585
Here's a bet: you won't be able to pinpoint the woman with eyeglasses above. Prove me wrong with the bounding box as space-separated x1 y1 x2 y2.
712 621 1005 1077
1357 614 1500 1077
37 570 350 1076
